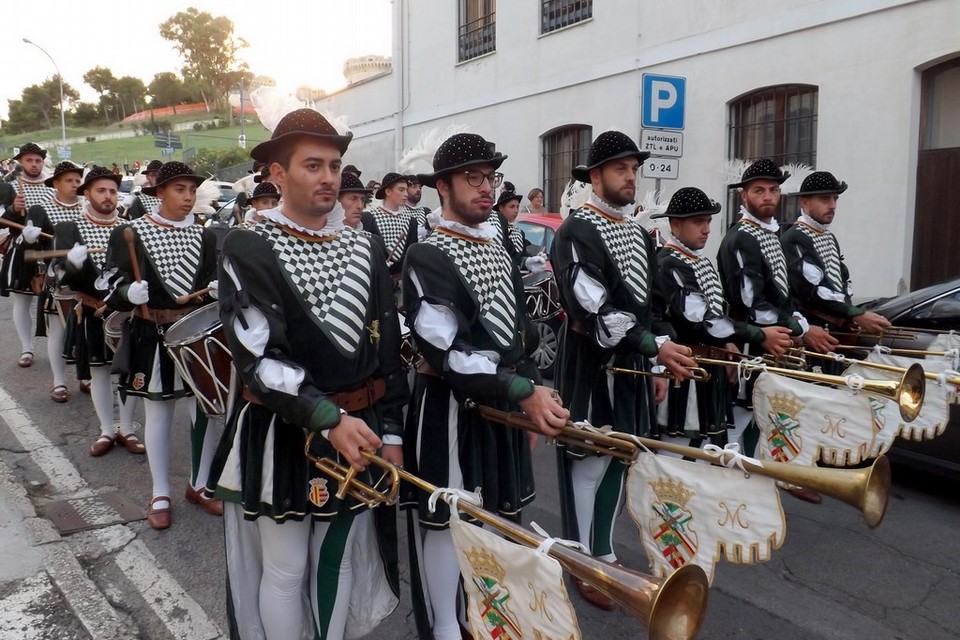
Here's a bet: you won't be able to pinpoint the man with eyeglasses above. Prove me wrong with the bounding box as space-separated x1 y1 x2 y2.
401 133 568 640
550 130 698 611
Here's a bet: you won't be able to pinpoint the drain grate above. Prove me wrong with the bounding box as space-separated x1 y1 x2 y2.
43 490 145 535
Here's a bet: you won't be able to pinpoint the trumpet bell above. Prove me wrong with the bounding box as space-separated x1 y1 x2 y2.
862 455 892 529
895 363 925 423
649 564 710 640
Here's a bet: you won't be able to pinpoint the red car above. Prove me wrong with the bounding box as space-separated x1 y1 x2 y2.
517 213 565 378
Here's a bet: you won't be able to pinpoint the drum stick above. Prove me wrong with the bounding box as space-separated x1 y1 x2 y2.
174 287 213 305
123 226 150 318
0 217 54 240
24 247 106 261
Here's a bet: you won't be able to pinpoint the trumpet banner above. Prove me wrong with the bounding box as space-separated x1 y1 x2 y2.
752 372 884 466
626 452 785 584
449 514 582 640
929 333 960 354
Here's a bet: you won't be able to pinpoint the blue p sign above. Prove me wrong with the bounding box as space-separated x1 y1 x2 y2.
642 74 686 130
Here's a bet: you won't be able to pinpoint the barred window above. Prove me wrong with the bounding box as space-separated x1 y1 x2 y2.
542 125 592 212
459 0 496 62
727 84 818 225
541 0 593 34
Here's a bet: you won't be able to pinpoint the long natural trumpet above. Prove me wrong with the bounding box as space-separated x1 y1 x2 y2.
797 349 960 387
690 345 807 370
303 435 710 640
693 356 925 422
605 364 712 387
832 344 955 358
470 403 892 528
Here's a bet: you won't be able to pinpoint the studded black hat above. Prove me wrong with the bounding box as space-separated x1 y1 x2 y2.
417 133 507 189
342 164 362 178
796 171 848 196
141 161 206 196
77 166 122 195
250 108 353 163
339 171 372 194
650 187 722 219
140 159 163 175
44 161 84 187
572 131 650 183
375 172 408 200
493 190 522 212
248 181 280 202
13 142 46 161
727 158 790 190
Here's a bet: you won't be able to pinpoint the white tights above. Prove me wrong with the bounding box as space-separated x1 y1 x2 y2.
570 455 614 560
11 293 34 354
89 368 115 437
257 516 311 640
191 413 222 491
46 317 66 388
310 512 365 640
117 391 139 436
423 529 462 640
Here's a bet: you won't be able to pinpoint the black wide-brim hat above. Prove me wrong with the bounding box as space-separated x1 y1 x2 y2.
343 164 362 178
78 166 122 195
417 133 507 189
728 158 790 189
44 161 84 187
650 187 722 219
340 171 372 194
250 108 353 164
796 171 848 196
248 181 280 201
493 190 522 211
572 131 650 183
375 172 407 200
13 142 46 161
141 161 206 196
140 159 163 175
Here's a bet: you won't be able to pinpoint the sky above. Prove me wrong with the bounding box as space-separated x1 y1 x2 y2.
2 0 393 121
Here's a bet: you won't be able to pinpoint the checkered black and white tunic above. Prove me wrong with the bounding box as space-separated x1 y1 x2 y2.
796 222 845 293
74 214 120 271
39 198 84 228
130 215 204 299
668 248 725 317
370 207 414 267
15 179 53 210
739 220 789 298
572 205 650 305
135 193 161 216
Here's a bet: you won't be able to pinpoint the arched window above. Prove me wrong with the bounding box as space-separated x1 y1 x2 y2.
541 125 592 212
727 84 818 225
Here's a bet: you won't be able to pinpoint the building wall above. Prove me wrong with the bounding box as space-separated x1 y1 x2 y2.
318 0 959 298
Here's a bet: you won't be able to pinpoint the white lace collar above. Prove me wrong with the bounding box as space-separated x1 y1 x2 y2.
52 196 82 208
739 206 779 232
83 205 118 225
262 203 346 237
378 205 402 215
435 215 499 241
665 234 704 258
798 212 829 232
148 210 196 228
587 191 632 220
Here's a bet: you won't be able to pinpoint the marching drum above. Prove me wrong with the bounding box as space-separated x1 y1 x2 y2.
522 271 562 322
103 311 130 354
399 312 416 368
162 303 233 416
54 289 77 328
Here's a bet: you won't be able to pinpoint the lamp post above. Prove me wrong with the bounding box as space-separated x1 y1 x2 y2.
22 38 67 145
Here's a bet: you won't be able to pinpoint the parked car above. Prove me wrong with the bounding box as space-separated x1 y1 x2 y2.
516 213 565 378
860 277 960 479
516 212 563 262
118 176 137 210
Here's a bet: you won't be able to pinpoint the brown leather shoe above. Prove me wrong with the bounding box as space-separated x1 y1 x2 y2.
185 485 223 516
115 432 146 455
573 577 616 611
89 434 115 457
50 386 69 403
147 496 172 530
78 380 91 394
17 352 34 368
785 486 822 504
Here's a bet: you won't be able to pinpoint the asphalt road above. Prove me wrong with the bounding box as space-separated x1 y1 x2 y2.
1 296 959 640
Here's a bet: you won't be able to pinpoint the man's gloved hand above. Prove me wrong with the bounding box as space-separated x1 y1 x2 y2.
66 243 88 269
524 255 548 273
207 279 219 300
127 281 150 305
21 221 41 244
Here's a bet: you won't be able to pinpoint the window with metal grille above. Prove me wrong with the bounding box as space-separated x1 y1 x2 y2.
542 125 592 212
727 84 818 226
459 0 496 62
541 0 593 34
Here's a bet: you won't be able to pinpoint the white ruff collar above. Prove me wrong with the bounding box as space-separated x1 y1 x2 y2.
798 212 829 232
666 234 704 258
149 210 195 228
587 191 632 220
378 205 402 215
84 205 118 225
52 196 82 208
436 215 498 241
264 203 346 237
739 206 779 232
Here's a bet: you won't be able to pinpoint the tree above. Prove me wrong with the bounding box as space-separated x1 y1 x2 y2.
159 8 249 116
115 76 147 118
84 66 118 123
18 77 79 131
148 72 185 108
70 102 101 127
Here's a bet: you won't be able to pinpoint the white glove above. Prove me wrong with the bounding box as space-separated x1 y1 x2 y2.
127 281 150 305
21 221 41 244
66 243 88 269
416 225 429 241
524 255 548 273
207 280 219 301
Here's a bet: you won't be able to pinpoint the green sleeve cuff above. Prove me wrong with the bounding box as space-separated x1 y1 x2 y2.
506 375 535 404
747 326 766 344
307 398 343 433
639 333 659 357
848 305 864 318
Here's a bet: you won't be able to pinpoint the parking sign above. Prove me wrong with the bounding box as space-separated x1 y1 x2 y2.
642 74 686 130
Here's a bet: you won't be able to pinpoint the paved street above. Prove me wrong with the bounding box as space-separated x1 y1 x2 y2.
1 296 959 640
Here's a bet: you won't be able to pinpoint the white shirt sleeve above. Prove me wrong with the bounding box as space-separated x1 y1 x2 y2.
232 305 306 396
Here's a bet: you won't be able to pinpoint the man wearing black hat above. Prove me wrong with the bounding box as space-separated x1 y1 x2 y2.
103 160 222 530
361 172 418 278
206 108 406 640
124 159 163 220
402 132 568 640
550 130 697 610
241 180 281 226
781 171 891 334
654 187 793 449
338 171 371 230
55 167 145 457
492 189 548 272
1 142 53 368
401 174 431 235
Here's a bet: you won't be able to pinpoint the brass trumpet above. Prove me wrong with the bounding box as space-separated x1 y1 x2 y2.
832 344 956 358
604 364 712 387
303 435 710 640
690 345 807 370
797 349 960 387
693 356 925 423
470 404 892 528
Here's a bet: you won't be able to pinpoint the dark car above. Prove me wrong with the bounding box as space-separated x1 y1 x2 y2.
516 213 564 378
860 277 960 479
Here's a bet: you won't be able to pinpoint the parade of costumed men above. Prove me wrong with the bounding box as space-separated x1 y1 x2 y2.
242 180 281 226
361 172 420 279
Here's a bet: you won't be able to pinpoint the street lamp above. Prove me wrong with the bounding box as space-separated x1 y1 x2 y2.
22 38 67 145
